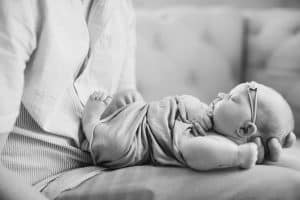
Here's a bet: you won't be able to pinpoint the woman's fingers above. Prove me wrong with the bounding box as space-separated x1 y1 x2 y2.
250 133 293 163
283 132 296 148
268 138 282 162
252 137 265 164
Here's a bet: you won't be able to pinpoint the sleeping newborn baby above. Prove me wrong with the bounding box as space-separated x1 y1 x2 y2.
81 82 295 171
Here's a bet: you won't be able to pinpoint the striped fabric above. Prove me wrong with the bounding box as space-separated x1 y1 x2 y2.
0 104 93 186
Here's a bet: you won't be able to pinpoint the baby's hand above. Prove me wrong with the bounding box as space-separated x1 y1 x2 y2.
177 95 212 135
238 143 258 169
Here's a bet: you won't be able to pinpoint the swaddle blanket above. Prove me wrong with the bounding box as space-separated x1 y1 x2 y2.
90 96 195 169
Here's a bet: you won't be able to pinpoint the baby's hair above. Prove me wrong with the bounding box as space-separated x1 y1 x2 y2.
254 84 294 143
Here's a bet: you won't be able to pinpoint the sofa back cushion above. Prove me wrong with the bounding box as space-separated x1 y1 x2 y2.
136 7 244 103
244 9 300 135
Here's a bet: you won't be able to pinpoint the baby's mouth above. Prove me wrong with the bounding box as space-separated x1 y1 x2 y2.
209 96 222 111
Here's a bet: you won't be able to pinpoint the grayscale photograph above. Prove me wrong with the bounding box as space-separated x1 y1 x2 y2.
0 0 300 199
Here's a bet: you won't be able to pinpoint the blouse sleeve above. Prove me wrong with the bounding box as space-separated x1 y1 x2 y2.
0 0 37 134
117 0 137 91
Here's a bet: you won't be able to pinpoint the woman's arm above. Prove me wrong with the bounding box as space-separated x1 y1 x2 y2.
179 134 258 171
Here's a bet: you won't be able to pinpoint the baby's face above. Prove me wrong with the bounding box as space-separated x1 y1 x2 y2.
210 83 255 144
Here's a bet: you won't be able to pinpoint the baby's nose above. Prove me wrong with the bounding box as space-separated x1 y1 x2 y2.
218 92 227 99
218 93 232 100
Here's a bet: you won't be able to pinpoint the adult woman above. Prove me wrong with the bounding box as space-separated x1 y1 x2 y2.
0 0 295 199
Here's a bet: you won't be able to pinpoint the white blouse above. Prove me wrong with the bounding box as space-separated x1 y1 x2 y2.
0 0 136 146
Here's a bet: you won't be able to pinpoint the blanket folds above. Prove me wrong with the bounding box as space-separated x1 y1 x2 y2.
90 96 194 169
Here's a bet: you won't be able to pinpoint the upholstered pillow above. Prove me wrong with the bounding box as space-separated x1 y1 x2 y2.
244 9 300 135
136 7 244 103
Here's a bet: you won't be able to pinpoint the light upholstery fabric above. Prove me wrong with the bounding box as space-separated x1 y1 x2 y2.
244 9 300 135
56 162 300 200
136 7 243 103
54 141 300 200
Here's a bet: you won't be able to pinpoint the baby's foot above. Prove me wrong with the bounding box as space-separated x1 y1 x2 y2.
238 143 258 169
101 89 144 118
82 91 112 139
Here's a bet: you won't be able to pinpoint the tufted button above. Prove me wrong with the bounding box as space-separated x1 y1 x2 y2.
201 29 213 45
186 68 200 87
292 25 300 35
152 32 165 51
159 13 169 21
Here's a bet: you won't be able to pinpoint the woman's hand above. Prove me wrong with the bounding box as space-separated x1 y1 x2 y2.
251 132 296 163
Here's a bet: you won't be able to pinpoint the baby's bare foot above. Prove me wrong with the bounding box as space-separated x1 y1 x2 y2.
101 89 143 118
82 91 111 139
238 143 258 169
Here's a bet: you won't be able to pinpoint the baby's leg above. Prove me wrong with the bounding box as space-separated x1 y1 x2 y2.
82 91 111 142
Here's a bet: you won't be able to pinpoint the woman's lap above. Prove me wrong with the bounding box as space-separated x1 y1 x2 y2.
55 164 300 200
1 131 93 185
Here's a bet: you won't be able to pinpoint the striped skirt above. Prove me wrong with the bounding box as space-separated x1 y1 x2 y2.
0 105 102 199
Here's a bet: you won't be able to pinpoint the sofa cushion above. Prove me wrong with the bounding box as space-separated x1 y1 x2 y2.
244 9 300 135
136 7 244 103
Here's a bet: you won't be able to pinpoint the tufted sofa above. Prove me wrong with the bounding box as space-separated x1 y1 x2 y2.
135 7 300 136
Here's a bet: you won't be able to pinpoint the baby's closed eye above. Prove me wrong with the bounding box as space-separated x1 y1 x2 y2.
230 95 241 103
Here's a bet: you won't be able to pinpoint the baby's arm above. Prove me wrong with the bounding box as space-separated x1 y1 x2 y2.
179 134 258 170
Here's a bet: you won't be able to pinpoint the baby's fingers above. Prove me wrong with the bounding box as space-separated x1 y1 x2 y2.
283 132 296 148
193 122 206 136
268 138 282 162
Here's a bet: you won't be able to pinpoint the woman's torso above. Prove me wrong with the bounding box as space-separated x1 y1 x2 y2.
20 0 135 146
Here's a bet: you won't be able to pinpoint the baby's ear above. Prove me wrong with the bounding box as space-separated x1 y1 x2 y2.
237 121 257 138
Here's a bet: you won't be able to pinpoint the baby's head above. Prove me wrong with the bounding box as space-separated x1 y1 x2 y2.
210 81 294 145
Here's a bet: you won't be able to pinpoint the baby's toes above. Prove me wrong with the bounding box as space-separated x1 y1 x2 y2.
86 92 107 110
90 91 107 101
83 91 109 120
